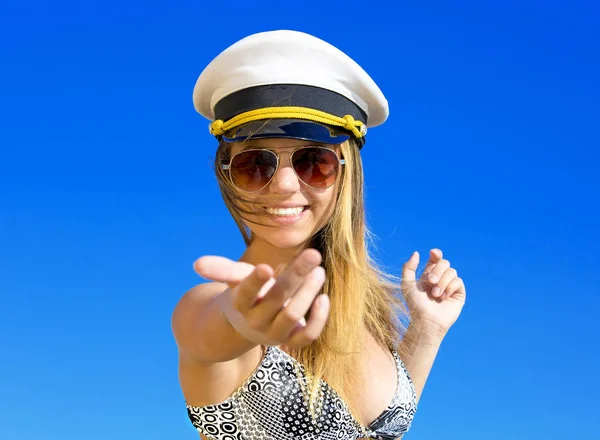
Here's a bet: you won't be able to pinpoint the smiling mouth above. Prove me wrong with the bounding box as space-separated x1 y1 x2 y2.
263 206 309 216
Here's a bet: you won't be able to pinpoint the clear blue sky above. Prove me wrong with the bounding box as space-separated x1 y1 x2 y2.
1 1 598 439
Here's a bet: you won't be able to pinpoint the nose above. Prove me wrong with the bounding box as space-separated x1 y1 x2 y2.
268 152 301 194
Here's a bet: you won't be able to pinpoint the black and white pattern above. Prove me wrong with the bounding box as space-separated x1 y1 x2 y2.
186 346 417 440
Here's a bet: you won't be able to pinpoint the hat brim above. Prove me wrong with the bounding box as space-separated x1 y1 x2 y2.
221 119 351 144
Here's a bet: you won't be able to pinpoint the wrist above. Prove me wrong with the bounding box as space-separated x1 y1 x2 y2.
219 288 276 346
406 316 448 346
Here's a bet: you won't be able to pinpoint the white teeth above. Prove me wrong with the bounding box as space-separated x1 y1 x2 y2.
266 206 304 216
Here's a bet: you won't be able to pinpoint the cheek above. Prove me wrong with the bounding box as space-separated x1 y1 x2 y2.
228 196 266 231
311 187 337 219
230 189 264 213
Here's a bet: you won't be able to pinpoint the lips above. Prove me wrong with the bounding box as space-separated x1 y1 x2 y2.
264 206 308 216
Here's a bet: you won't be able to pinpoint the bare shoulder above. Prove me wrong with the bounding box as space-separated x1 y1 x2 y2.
171 282 227 345
177 281 228 308
173 283 265 407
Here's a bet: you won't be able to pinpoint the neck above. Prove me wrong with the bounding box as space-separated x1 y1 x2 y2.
240 236 310 273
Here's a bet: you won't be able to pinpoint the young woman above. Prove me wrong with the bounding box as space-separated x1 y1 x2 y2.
172 30 466 440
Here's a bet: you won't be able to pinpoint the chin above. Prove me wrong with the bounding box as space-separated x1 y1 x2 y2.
254 229 314 250
268 236 312 250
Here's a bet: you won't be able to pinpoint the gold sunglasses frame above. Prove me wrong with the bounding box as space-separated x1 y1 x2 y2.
221 145 346 193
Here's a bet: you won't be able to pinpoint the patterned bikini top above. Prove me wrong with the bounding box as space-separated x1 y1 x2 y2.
186 345 418 440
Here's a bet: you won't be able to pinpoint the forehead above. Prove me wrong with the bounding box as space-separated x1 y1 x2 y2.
229 138 340 155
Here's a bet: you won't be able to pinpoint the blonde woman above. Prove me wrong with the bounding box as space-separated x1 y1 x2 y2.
172 30 466 440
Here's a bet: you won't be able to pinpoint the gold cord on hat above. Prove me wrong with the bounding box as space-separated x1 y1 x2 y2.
209 106 367 139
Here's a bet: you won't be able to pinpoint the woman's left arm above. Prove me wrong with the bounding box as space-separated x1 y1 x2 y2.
398 320 446 403
399 248 466 403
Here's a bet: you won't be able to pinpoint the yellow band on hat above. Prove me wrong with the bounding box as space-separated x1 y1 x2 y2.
209 106 367 139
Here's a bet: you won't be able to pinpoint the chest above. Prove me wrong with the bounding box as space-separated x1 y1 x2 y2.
339 340 399 428
278 335 400 428
188 341 415 440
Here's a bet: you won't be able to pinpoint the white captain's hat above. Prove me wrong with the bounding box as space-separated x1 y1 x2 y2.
192 30 389 147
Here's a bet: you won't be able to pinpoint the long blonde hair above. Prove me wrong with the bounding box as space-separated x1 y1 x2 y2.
213 137 411 423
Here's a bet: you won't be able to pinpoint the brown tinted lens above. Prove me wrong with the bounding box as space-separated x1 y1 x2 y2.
230 150 278 191
291 147 339 189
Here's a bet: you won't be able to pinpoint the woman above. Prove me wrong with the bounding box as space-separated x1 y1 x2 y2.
172 30 466 440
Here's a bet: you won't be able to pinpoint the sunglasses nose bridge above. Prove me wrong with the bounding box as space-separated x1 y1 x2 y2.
269 150 297 178
268 157 302 194
276 150 293 167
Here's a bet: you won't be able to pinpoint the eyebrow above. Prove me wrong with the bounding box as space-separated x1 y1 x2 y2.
238 142 332 151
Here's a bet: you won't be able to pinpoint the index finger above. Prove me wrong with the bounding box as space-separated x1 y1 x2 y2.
422 248 443 275
194 256 256 287
234 264 277 311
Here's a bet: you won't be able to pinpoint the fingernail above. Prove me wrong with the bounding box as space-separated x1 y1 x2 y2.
429 274 438 283
432 286 441 297
318 295 329 310
312 266 325 281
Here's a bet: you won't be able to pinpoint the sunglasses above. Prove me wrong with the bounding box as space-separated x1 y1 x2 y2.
222 146 345 192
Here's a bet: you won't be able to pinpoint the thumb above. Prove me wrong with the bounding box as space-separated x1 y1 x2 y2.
402 251 420 284
194 256 257 286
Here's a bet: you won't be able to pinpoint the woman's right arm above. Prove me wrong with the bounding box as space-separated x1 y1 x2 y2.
171 249 330 363
172 282 258 363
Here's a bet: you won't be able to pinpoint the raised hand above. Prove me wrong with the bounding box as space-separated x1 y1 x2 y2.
401 249 466 336
193 249 330 349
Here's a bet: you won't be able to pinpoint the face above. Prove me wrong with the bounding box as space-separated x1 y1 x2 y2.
227 138 344 250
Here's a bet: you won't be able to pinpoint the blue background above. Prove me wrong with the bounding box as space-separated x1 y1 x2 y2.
1 1 599 439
